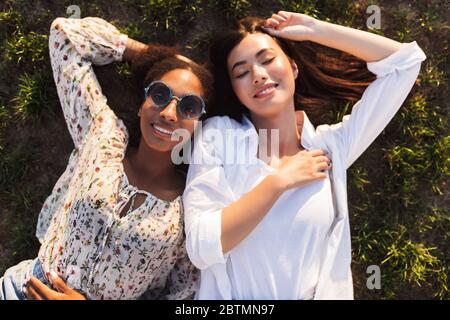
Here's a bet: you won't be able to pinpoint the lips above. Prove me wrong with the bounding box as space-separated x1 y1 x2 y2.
151 123 175 138
253 83 279 98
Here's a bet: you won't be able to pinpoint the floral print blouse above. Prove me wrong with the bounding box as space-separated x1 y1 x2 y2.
35 17 199 300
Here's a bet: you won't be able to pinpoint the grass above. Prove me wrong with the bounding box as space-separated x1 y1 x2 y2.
3 31 49 66
0 0 449 299
10 69 58 122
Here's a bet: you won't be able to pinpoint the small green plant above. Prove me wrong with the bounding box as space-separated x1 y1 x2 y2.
123 0 203 33
10 69 57 122
119 22 148 41
0 143 33 187
116 62 132 79
3 31 48 67
420 60 446 87
0 104 8 122
380 225 448 297
225 0 252 19
0 8 23 38
276 0 321 19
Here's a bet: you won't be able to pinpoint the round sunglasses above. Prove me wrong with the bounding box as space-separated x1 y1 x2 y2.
144 81 206 120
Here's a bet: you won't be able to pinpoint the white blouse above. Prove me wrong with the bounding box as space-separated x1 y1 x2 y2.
35 17 199 300
183 41 426 299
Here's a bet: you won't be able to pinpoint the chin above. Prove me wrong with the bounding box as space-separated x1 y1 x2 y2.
251 102 286 118
143 137 174 153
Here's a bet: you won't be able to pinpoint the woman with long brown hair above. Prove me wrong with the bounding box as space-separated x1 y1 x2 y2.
183 11 426 299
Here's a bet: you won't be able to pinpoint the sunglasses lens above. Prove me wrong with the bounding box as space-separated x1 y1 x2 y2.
149 82 170 106
179 95 204 119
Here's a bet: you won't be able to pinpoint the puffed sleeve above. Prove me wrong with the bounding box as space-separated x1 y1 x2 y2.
49 16 128 148
182 117 236 270
36 17 128 242
319 41 426 169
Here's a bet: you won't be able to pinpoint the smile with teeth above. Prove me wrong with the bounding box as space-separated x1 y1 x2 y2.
152 124 174 136
254 83 278 98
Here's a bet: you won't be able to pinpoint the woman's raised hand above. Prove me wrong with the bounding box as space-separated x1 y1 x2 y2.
272 149 331 191
262 11 321 42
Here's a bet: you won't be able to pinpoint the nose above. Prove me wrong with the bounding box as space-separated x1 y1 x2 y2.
159 98 178 122
252 65 268 85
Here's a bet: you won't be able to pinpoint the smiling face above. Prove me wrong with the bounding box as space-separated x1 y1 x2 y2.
138 68 204 153
227 33 298 118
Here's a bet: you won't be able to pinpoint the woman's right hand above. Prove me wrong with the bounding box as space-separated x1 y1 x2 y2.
25 273 87 300
262 11 321 42
219 148 331 253
273 149 331 191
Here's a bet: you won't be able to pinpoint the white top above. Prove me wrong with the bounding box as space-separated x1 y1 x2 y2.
35 17 199 300
183 41 426 300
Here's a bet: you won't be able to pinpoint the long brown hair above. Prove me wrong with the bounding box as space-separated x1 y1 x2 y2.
208 16 376 126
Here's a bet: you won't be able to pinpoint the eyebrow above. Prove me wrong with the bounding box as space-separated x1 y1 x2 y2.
231 48 275 72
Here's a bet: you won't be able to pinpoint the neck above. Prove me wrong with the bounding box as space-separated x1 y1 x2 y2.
130 139 177 180
250 103 301 159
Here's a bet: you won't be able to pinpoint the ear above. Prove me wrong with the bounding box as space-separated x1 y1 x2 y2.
290 59 299 80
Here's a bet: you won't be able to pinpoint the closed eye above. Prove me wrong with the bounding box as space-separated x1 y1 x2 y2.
235 57 274 78
262 57 275 65
236 71 249 79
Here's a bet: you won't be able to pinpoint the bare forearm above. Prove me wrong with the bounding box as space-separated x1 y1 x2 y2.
123 38 195 65
123 38 148 62
221 174 285 253
312 20 402 62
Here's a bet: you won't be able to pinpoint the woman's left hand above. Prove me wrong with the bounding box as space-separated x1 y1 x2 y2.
262 11 321 42
24 273 86 300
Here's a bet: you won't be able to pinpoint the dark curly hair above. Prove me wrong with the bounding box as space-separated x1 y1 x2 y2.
96 43 213 151
125 43 214 148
